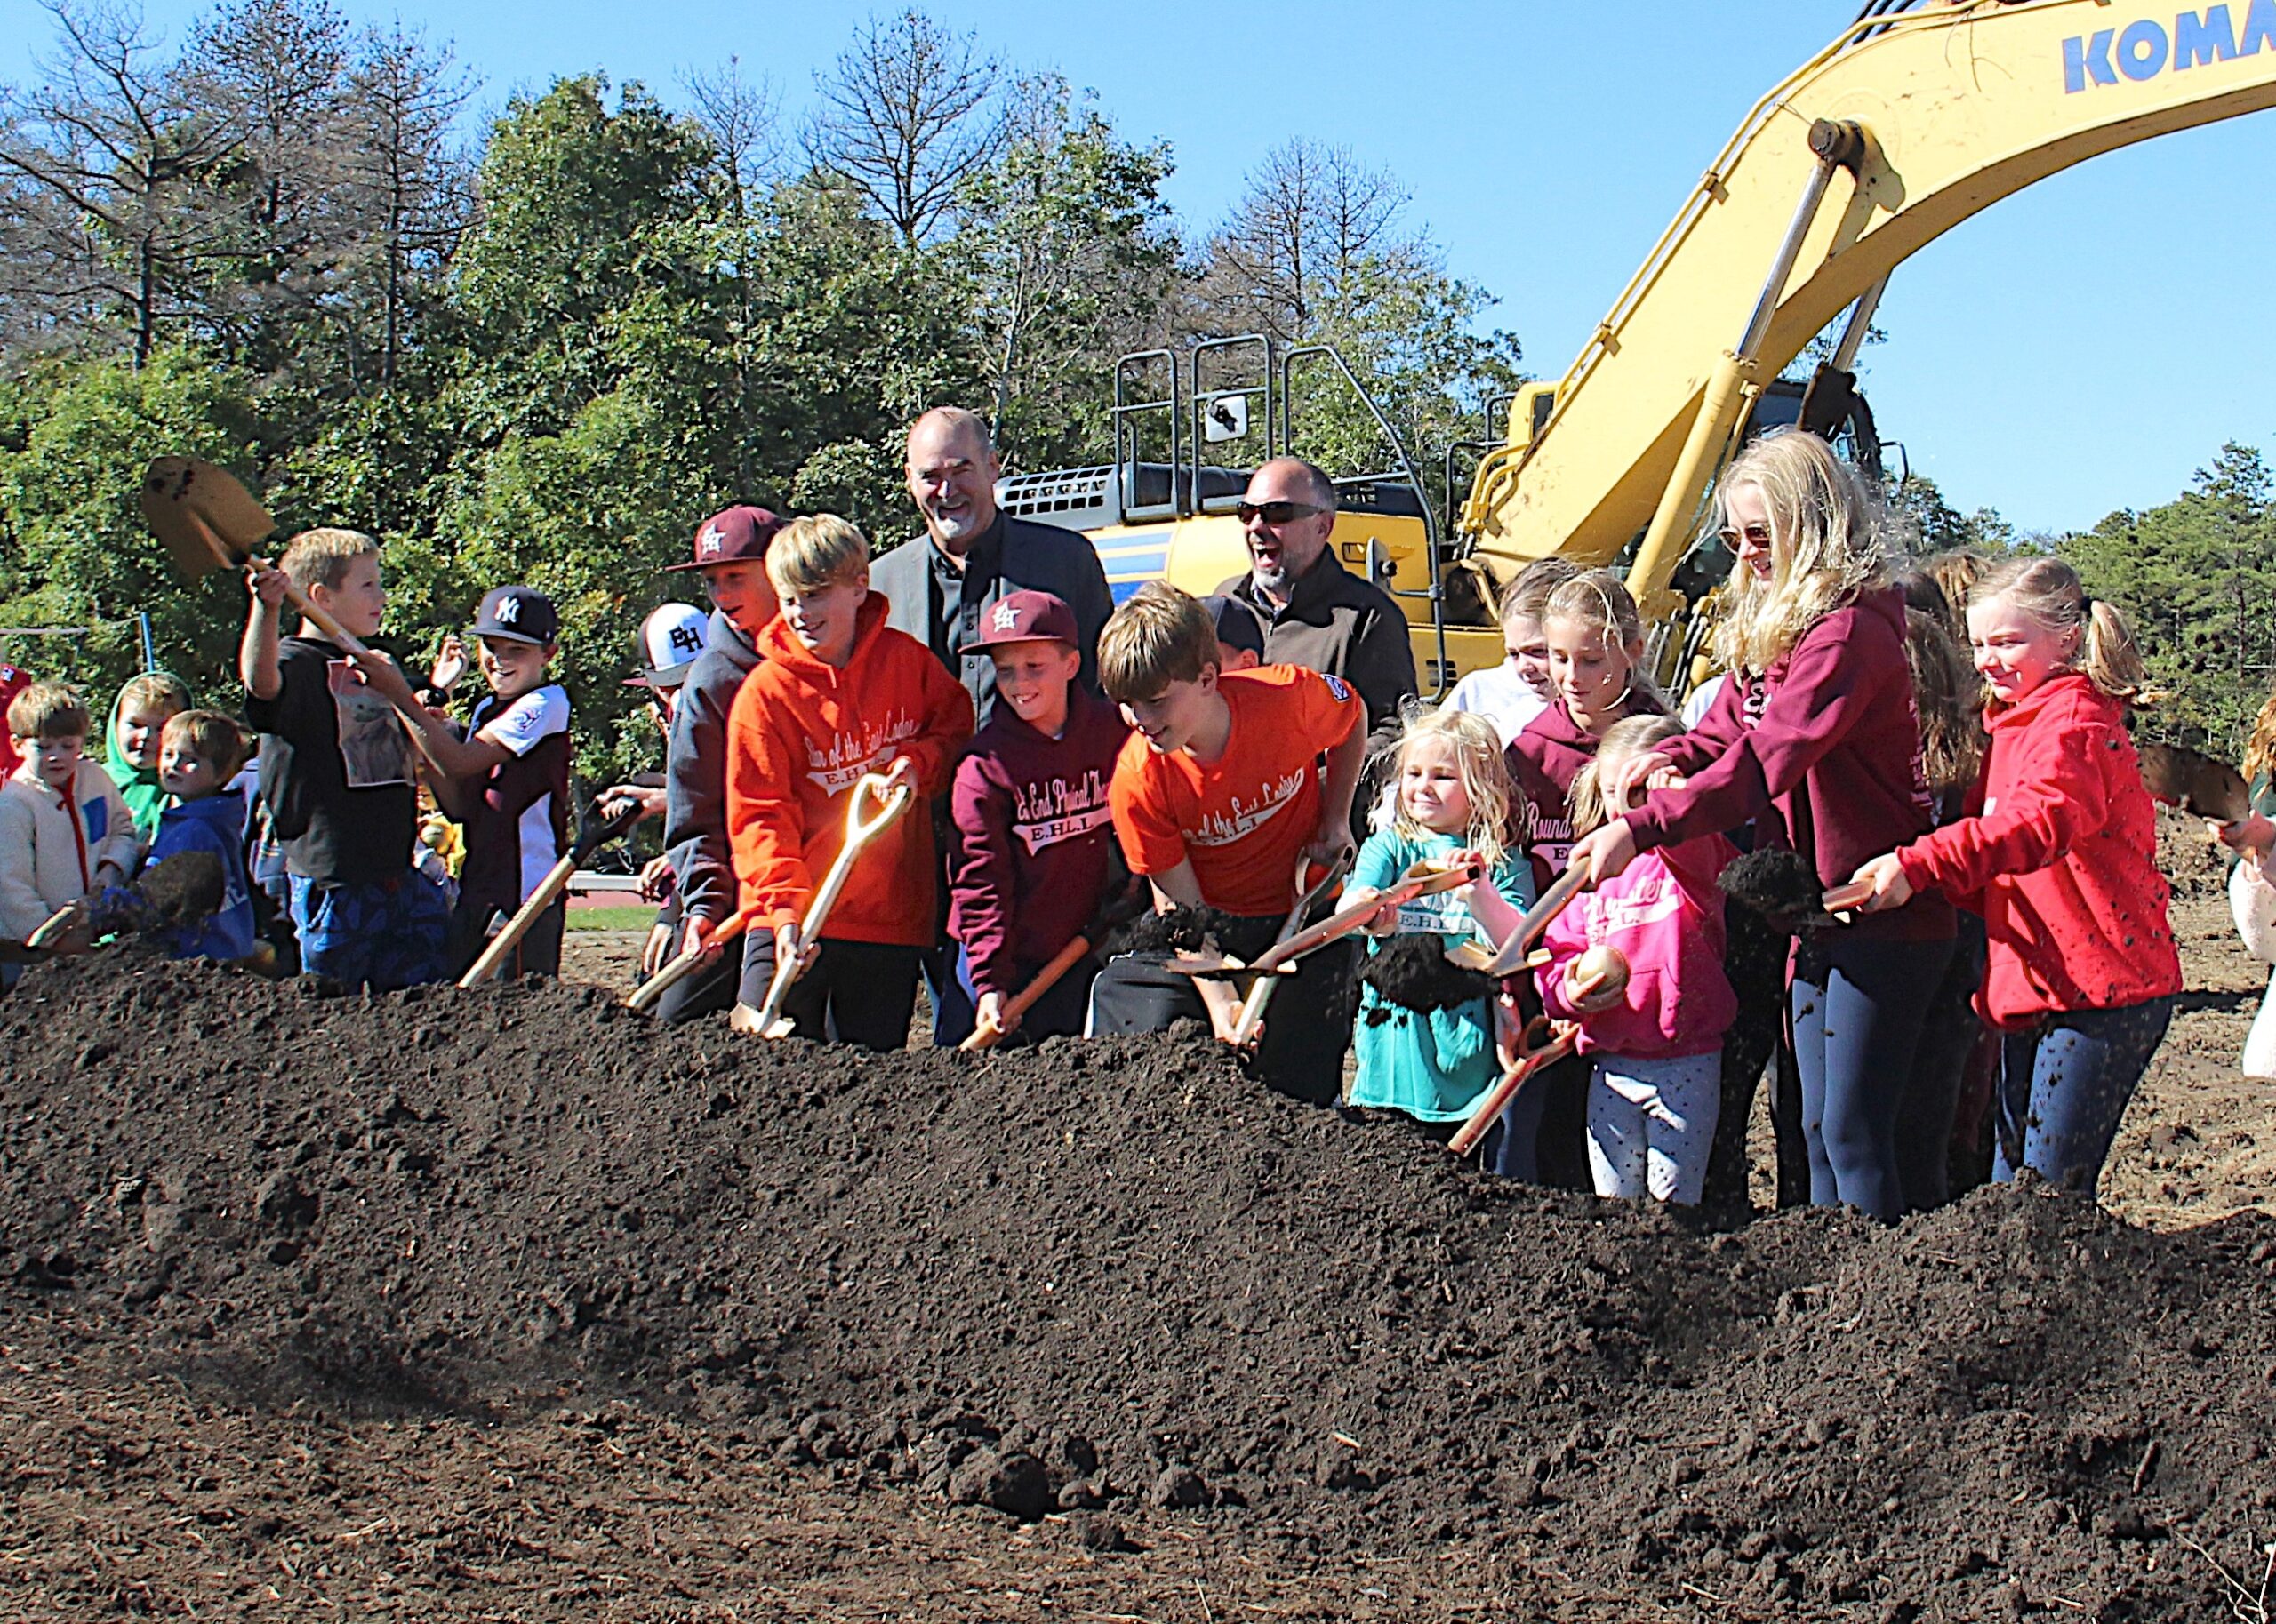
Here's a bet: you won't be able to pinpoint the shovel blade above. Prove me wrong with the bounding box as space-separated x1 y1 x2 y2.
141 457 275 580
761 1018 797 1040
2138 742 2251 824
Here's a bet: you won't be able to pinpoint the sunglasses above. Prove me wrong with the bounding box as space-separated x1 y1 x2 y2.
1237 500 1328 525
1719 522 1773 553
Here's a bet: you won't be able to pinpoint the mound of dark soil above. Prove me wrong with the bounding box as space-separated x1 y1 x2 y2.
4 955 2275 1620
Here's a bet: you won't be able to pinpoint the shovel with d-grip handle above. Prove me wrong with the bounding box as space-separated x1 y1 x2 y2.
735 772 914 1040
459 798 646 988
1476 856 1591 977
1227 851 1352 1052
139 457 429 728
959 869 1147 1053
627 899 765 1013
1448 1014 1583 1157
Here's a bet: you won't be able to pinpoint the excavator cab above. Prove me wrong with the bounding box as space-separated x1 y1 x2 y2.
995 336 1463 686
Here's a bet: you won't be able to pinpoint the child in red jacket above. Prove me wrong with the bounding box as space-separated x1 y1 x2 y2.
725 515 974 1048
947 590 1128 1044
1849 557 2178 1199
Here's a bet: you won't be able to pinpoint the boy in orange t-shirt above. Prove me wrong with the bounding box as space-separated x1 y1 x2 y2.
1093 583 1366 1103
725 514 974 1047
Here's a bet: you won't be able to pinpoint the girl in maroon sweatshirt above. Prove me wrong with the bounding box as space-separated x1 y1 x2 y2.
1505 571 1668 892
1848 558 2178 1200
1569 430 1954 1222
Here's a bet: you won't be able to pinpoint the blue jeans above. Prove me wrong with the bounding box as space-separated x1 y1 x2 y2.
288 872 449 992
1997 997 2174 1198
1791 933 1957 1221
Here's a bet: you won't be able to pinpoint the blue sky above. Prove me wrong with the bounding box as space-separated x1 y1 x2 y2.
6 0 2272 535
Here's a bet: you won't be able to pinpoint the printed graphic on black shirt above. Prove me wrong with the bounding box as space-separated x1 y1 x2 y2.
328 661 411 788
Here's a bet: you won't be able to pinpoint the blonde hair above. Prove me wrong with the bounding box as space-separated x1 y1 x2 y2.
767 513 870 595
1382 706 1519 872
162 709 249 780
1568 714 1686 836
1970 556 2148 701
1542 570 1670 717
1099 581 1217 703
1711 429 1887 676
116 672 190 722
2245 684 2276 787
279 528 380 596
8 681 92 741
1924 549 1986 642
1496 556 1581 629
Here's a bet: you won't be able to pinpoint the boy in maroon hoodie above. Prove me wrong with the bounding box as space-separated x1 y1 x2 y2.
947 591 1129 1044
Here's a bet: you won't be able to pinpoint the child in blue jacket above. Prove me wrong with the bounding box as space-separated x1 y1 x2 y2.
144 711 256 961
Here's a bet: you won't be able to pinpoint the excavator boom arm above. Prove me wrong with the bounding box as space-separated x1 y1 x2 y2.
1465 0 2276 597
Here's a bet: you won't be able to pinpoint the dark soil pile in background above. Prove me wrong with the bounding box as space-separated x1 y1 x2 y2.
5 952 2275 1620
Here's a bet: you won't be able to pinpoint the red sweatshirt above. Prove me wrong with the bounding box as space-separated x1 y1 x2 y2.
726 594 974 945
1624 588 1951 943
1506 692 1668 892
1895 672 2180 1028
948 686 1129 1003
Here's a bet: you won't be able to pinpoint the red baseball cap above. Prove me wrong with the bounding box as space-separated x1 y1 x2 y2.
958 589 1079 655
665 505 784 573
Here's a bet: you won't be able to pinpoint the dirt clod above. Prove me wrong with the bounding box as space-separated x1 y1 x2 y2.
132 849 227 927
1358 931 1497 1020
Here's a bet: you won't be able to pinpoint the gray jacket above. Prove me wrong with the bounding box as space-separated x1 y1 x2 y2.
1219 552 1419 767
662 609 760 928
870 512 1114 721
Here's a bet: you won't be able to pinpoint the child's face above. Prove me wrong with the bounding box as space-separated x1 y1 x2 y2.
117 704 175 771
158 738 222 800
1400 736 1472 836
477 636 554 700
1968 596 2074 703
19 732 84 789
701 559 778 636
1547 613 1639 729
1121 671 1218 755
989 640 1079 735
773 569 867 667
1504 612 1553 698
313 554 388 639
1720 482 1777 584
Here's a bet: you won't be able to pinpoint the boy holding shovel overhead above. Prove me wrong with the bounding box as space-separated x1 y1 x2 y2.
242 530 447 991
725 515 973 1048
947 590 1129 1046
1091 583 1366 1104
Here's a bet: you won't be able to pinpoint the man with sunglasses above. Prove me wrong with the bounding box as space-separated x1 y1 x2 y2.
875 404 1116 1045
1217 458 1419 798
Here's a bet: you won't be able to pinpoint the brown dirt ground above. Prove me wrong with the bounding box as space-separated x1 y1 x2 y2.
4 814 2272 1623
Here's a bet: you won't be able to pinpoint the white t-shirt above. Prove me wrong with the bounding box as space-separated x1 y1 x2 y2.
1680 673 1727 729
1439 661 1550 748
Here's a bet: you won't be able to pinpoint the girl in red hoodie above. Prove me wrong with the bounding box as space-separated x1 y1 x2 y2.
1848 558 2178 1199
1568 430 1954 1222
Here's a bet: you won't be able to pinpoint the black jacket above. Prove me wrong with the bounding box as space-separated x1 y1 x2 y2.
1218 552 1418 767
871 511 1114 722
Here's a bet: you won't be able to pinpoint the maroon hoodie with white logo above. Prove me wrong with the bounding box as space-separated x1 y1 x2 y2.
1623 587 1952 943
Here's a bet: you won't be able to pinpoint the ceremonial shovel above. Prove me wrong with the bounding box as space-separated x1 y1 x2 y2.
626 900 765 1012
139 457 426 726
737 772 913 1040
459 799 645 988
1227 851 1352 1050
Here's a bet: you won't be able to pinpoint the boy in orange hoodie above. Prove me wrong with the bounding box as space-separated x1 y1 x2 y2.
725 514 974 1046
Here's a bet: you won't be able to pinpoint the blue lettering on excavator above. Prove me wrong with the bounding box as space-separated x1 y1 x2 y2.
2175 4 2238 66
2065 3 2273 90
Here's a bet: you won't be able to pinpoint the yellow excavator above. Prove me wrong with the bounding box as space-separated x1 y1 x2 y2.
999 0 2276 693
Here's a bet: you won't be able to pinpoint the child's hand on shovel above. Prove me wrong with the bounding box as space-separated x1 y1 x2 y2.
881 755 918 799
246 566 289 607
974 990 1016 1041
775 919 818 979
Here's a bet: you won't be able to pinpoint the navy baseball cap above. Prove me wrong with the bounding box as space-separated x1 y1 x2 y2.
958 589 1079 654
470 585 559 647
1199 595 1267 660
666 505 785 573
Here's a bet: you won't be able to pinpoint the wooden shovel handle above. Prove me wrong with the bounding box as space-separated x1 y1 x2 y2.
458 852 577 988
627 902 760 1011
749 776 913 1037
1448 1020 1580 1156
1482 859 1590 976
958 932 1094 1052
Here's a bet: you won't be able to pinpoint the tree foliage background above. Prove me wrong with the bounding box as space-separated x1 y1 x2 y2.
0 0 1520 789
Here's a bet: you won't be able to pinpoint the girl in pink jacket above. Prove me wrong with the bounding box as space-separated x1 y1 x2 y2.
1537 716 1736 1204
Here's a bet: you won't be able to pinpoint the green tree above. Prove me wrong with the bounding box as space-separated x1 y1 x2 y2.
1887 471 2013 557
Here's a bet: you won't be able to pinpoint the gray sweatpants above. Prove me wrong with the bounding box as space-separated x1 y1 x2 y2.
1585 1050 1722 1205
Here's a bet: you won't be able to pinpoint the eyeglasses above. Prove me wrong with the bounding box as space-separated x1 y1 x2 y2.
1719 522 1773 553
1237 499 1328 526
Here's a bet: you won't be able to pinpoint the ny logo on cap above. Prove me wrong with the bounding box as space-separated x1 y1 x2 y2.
494 596 522 625
699 524 726 558
991 600 1022 631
